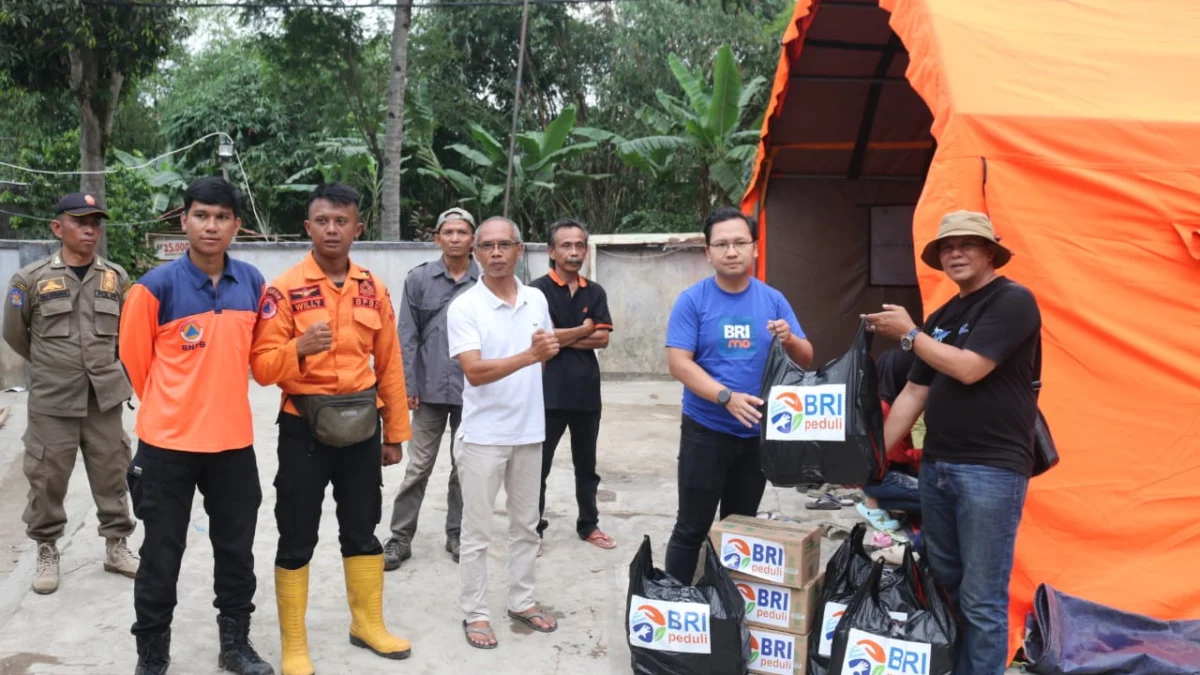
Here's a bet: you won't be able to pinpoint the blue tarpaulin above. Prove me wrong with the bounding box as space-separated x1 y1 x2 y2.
1024 584 1200 675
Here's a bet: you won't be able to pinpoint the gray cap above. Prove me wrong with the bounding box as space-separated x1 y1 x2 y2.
435 207 475 231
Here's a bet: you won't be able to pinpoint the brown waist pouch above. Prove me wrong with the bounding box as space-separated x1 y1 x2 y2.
290 387 379 448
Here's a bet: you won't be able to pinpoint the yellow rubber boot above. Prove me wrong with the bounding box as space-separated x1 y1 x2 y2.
343 554 412 660
275 566 315 675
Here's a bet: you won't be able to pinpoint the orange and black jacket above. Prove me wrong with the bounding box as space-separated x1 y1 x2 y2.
119 254 265 452
250 251 412 445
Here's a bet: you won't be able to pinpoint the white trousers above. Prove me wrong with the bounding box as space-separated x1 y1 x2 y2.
455 439 542 623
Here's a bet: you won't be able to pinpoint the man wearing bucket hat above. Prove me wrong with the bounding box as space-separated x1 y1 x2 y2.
864 210 1042 675
383 207 479 570
3 192 139 596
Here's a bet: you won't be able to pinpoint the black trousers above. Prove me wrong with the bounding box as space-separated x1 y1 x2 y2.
664 415 766 583
275 412 384 570
537 409 602 539
128 442 262 637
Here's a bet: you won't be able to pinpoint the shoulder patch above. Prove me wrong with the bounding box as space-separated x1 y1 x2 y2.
11 279 28 293
9 288 24 307
260 286 285 319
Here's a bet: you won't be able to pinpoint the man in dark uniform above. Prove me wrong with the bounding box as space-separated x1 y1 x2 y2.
2 192 139 595
529 219 616 553
251 182 412 675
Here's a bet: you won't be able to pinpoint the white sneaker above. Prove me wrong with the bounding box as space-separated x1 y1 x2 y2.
32 542 59 594
104 538 139 578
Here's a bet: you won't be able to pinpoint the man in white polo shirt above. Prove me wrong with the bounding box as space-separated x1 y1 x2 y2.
447 216 560 649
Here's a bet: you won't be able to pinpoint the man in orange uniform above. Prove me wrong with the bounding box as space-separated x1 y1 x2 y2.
120 177 273 675
251 182 412 675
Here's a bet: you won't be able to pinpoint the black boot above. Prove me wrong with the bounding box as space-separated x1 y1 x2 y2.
134 631 171 675
216 615 274 675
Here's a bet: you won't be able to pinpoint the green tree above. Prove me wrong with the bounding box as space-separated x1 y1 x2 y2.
0 0 185 223
620 45 766 219
427 107 606 238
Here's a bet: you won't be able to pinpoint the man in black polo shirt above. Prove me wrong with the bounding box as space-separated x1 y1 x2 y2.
529 219 616 553
865 210 1042 675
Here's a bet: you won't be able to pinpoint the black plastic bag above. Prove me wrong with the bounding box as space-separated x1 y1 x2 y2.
829 559 957 675
809 524 925 675
627 535 750 675
1024 583 1200 675
757 320 886 487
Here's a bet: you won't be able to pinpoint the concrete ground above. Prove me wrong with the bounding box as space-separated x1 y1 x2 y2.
0 381 1021 675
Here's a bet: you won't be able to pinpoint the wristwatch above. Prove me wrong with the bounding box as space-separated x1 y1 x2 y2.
901 327 921 351
717 388 732 406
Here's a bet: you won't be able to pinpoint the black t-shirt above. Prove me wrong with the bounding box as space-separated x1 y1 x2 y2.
529 272 614 411
70 263 92 280
909 277 1042 476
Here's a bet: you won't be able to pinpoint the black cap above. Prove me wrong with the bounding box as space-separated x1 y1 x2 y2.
54 193 110 219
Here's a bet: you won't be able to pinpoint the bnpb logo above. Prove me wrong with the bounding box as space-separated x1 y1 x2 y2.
630 604 666 645
722 538 752 571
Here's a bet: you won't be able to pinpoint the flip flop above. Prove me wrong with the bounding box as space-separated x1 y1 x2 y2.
508 608 558 633
463 620 498 649
584 530 616 550
856 502 901 531
805 493 843 510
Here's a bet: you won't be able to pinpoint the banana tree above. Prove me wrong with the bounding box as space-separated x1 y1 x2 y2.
431 106 606 237
278 136 385 234
619 44 766 218
113 149 194 215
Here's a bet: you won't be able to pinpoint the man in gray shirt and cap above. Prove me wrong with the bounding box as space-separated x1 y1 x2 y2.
384 207 480 570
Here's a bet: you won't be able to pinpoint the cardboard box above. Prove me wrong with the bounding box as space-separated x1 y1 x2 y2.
734 572 823 636
748 627 807 675
710 515 822 587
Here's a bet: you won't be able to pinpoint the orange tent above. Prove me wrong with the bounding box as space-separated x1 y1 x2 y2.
743 0 1200 659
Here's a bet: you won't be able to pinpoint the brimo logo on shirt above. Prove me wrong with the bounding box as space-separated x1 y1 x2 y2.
765 384 846 441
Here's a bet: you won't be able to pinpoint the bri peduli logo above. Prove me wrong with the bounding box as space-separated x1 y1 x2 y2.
627 595 712 654
769 392 803 434
845 637 887 675
722 538 752 571
630 604 666 645
719 533 786 583
749 629 797 675
842 629 932 675
736 583 757 615
749 633 760 664
737 580 791 627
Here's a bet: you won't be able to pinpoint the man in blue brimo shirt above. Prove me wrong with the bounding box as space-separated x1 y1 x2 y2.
663 206 814 583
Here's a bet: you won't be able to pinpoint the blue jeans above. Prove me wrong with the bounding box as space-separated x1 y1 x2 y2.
863 470 921 514
919 461 1028 675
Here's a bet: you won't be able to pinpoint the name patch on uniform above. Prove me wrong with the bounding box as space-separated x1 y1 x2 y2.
260 287 284 319
37 277 69 300
95 290 121 302
289 285 324 313
353 297 380 310
9 288 23 307
358 278 376 298
100 270 118 293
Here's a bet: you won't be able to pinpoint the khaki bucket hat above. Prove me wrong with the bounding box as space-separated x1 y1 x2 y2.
920 210 1012 270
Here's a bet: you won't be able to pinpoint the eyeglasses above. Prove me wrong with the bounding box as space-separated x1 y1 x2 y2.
556 242 587 252
475 241 519 252
709 240 755 252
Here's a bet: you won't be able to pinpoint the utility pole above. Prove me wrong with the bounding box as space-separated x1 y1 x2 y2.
501 0 533 221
